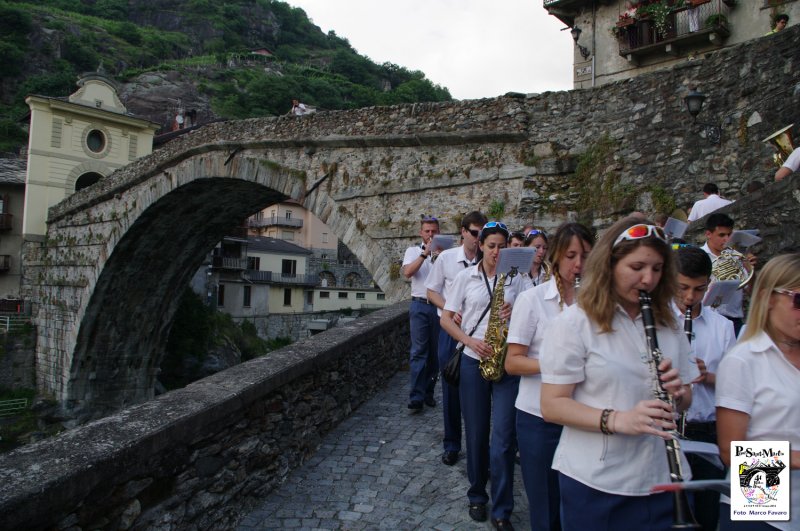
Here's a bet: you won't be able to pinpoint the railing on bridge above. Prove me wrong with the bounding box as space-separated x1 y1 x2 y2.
0 398 27 417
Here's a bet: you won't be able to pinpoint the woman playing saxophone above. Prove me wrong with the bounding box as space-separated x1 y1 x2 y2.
539 216 698 531
440 221 524 528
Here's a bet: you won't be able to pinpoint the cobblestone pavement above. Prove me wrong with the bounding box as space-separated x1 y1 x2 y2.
237 371 530 530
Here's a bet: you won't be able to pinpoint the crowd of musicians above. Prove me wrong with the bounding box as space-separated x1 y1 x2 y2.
401 210 799 531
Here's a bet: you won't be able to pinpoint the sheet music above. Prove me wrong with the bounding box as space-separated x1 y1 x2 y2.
497 248 535 276
727 230 761 249
429 235 456 253
703 280 740 308
663 217 688 240
680 439 724 470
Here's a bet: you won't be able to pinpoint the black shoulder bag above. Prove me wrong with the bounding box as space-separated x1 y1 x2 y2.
441 300 493 387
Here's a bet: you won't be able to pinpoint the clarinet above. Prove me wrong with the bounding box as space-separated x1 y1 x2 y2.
638 291 700 529
573 275 581 290
679 307 693 438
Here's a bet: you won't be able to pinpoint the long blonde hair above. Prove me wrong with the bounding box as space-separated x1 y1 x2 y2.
740 253 800 343
578 216 677 333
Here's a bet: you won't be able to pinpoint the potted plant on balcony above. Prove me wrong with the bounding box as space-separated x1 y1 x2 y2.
637 0 676 40
705 13 729 30
616 12 637 28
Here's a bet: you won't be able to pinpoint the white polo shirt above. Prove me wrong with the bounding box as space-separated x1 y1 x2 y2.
780 146 800 172
507 277 565 417
702 243 744 319
687 194 733 222
425 245 475 316
402 244 432 298
671 303 736 423
716 332 800 530
444 263 523 360
540 304 699 495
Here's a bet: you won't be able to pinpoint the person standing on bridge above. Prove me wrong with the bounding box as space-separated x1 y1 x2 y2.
440 221 523 528
426 210 487 466
715 253 800 531
402 216 441 412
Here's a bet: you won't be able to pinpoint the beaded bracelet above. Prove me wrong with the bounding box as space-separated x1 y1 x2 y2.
600 408 614 435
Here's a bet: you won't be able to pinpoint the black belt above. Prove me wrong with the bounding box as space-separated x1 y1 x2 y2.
411 296 433 305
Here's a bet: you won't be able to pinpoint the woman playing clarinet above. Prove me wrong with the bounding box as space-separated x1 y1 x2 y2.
505 222 593 531
540 216 698 531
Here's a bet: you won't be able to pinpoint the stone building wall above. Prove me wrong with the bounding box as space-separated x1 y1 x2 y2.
0 330 35 390
0 302 410 531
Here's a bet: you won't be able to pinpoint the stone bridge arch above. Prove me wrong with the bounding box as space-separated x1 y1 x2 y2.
22 27 800 416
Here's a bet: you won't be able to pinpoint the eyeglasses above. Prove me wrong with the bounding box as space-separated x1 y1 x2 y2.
671 243 693 250
612 224 667 248
465 228 480 238
774 288 800 310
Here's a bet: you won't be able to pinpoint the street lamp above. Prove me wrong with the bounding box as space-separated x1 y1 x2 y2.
683 87 721 144
570 26 591 60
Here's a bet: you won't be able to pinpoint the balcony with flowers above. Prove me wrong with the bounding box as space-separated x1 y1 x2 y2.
613 0 735 61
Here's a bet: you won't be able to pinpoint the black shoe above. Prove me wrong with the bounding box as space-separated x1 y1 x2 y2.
468 503 487 522
407 400 423 412
491 518 515 530
441 450 459 466
424 396 436 407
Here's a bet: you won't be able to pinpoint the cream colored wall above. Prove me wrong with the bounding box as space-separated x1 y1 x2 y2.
22 79 157 238
571 2 800 89
267 286 305 313
310 289 388 312
302 208 337 251
252 251 308 273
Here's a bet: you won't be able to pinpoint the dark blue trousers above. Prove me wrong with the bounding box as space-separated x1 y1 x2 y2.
559 473 673 531
408 300 439 403
517 409 562 531
460 354 519 520
437 328 461 452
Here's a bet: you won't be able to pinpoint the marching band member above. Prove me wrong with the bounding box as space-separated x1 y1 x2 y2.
524 229 550 290
440 222 523 529
673 245 736 531
505 222 593 531
540 217 697 531
509 231 526 248
716 253 800 531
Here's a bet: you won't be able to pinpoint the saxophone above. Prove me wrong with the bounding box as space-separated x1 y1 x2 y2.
479 268 517 382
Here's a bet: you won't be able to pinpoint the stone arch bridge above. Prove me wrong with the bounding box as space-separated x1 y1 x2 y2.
22 26 800 416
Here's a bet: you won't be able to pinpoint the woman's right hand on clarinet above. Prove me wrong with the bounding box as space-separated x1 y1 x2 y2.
612 400 677 440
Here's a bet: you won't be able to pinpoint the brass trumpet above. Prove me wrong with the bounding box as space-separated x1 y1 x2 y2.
763 124 794 168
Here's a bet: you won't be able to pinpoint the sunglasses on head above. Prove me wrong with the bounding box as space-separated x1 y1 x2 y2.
774 288 800 310
524 230 547 244
421 216 438 222
612 224 667 248
479 221 509 238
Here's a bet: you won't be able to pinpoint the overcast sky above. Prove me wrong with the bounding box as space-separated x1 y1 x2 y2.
288 0 574 101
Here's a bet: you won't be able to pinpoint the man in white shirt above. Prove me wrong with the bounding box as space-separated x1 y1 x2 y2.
687 183 732 222
402 217 440 412
700 213 746 336
674 246 736 531
425 210 486 465
775 145 800 181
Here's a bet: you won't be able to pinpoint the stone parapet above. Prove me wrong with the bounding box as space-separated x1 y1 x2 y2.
0 302 410 530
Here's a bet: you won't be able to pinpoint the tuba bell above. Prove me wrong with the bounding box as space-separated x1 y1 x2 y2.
763 124 794 168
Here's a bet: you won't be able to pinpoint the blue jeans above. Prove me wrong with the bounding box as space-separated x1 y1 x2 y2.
459 354 519 520
438 328 461 452
408 300 439 403
517 409 562 531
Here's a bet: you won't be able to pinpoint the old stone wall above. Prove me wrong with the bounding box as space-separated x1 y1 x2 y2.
0 330 35 390
0 303 410 531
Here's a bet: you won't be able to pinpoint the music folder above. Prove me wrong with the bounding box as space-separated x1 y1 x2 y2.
429 235 456 254
727 230 761 249
703 279 740 308
497 248 535 276
663 217 688 240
